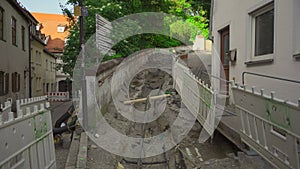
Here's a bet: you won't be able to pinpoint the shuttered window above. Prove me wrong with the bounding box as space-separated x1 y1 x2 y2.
17 74 20 92
11 17 16 45
5 73 9 94
12 72 20 93
0 71 4 95
0 72 10 95
0 7 4 40
12 73 16 92
21 26 25 50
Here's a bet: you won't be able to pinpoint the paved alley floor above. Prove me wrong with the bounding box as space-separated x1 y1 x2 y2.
50 101 73 169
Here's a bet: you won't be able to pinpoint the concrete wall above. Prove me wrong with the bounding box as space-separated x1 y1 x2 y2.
0 0 30 104
211 0 300 104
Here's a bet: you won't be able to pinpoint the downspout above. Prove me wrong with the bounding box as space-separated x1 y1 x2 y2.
208 0 214 42
28 22 32 98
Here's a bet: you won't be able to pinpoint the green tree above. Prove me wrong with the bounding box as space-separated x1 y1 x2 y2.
59 0 210 76
169 0 210 38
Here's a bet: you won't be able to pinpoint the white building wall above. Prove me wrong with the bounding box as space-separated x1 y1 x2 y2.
293 0 300 56
211 0 300 104
31 39 44 97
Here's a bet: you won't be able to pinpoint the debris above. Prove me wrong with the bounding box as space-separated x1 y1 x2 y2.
185 147 192 157
91 144 98 149
117 162 124 169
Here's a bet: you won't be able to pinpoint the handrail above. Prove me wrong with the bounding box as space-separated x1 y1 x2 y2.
198 70 231 84
242 72 300 85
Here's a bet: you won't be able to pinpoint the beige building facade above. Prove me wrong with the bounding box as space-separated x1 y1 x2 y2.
0 0 37 105
31 36 56 97
31 13 72 93
42 49 56 94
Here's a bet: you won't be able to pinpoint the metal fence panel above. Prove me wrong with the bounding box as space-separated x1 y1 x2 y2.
232 85 300 169
173 60 216 135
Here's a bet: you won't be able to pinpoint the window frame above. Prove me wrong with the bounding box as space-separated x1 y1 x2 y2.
5 73 9 94
0 7 4 41
12 72 20 93
21 26 25 51
0 71 4 96
11 16 17 46
293 0 300 57
250 2 275 62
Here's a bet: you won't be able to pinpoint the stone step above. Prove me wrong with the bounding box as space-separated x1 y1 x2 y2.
65 129 88 169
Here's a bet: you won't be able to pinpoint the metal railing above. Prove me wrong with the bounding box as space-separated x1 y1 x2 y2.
242 71 300 85
173 61 217 136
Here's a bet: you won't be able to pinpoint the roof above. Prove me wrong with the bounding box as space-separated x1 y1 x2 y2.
43 49 57 59
32 34 46 46
31 12 71 53
7 0 38 24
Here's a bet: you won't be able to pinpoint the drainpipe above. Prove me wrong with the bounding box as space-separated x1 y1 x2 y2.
208 0 214 42
28 23 32 98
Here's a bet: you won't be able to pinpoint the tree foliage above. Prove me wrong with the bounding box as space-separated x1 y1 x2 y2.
59 0 211 76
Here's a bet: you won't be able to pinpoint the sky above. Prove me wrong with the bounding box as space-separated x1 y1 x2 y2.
20 0 72 14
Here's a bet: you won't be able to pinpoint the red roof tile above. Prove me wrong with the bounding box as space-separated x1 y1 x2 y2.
31 12 71 53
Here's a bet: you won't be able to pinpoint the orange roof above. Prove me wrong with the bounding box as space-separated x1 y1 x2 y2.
31 12 71 53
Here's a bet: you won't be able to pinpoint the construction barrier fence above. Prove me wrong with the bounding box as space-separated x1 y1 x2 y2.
232 85 300 169
0 96 56 169
47 92 70 102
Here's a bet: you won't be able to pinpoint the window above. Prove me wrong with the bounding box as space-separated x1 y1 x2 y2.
46 83 49 93
30 24 36 35
51 83 54 92
0 71 4 95
43 83 45 94
57 25 66 33
11 17 16 45
0 7 4 40
12 72 20 93
46 59 48 71
251 2 274 60
35 77 41 91
5 73 9 94
54 62 56 72
0 72 9 95
294 0 300 56
21 26 25 50
36 50 38 61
